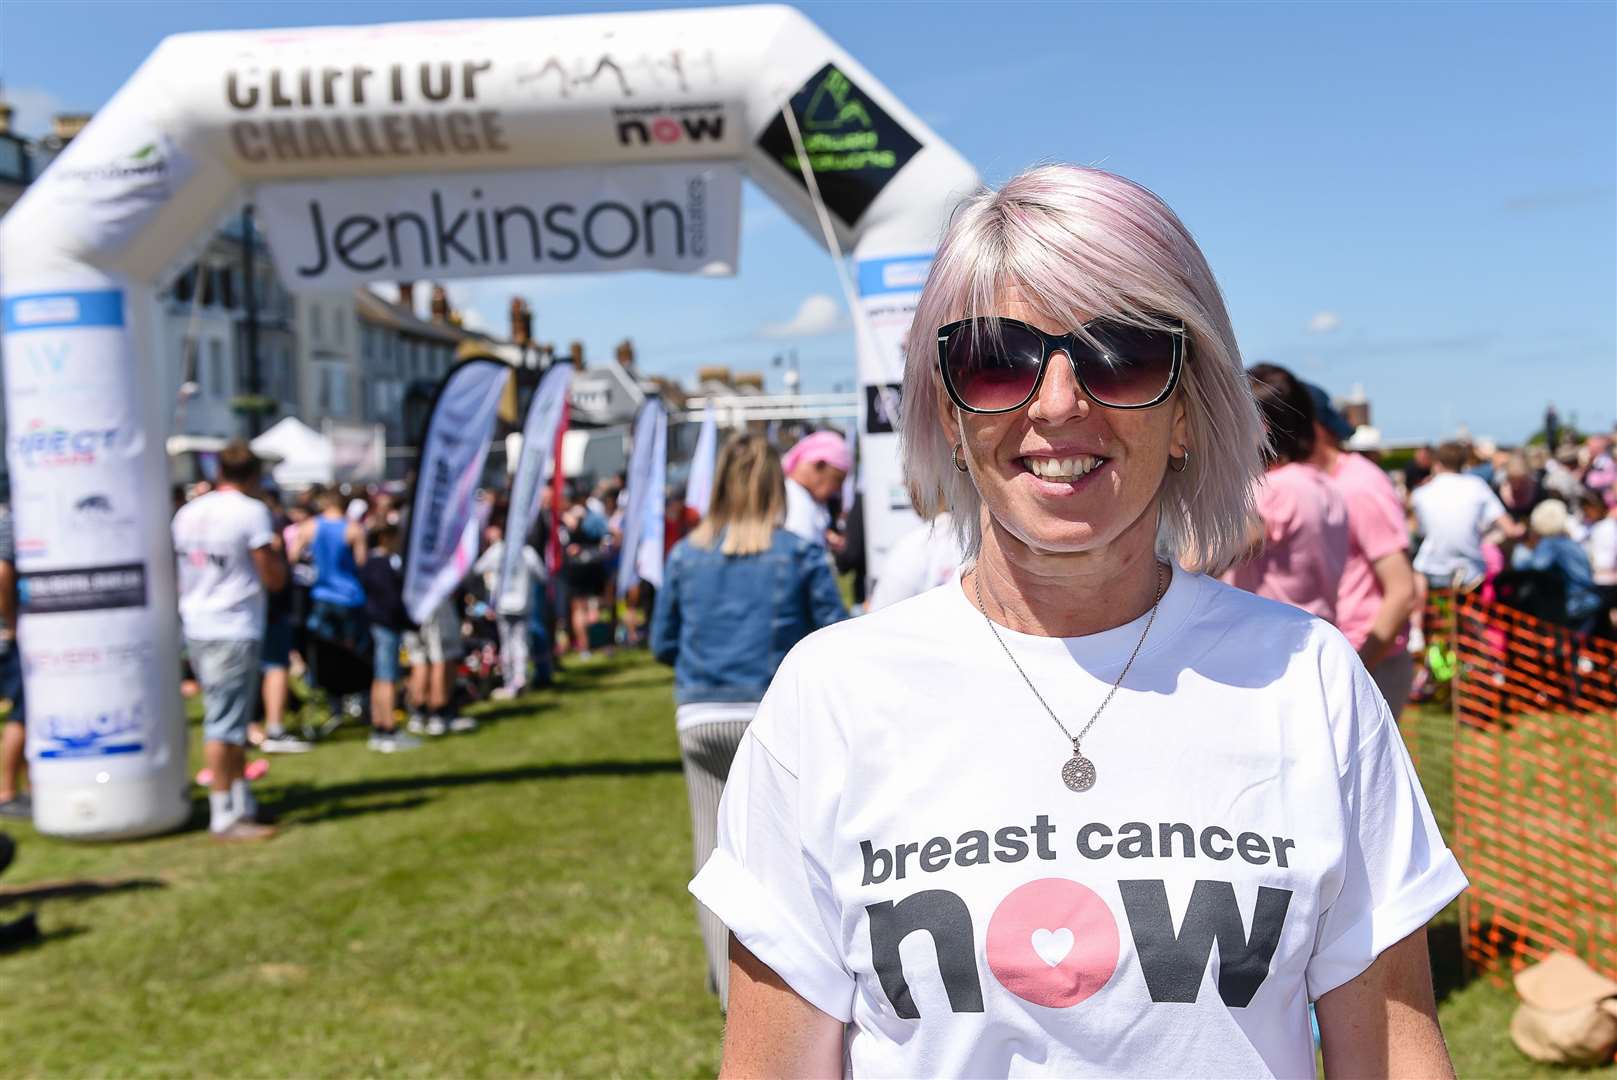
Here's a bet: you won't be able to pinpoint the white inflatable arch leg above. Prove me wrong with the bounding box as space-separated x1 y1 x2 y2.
0 4 979 838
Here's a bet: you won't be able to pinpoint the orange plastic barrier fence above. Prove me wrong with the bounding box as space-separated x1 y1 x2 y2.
1420 588 1617 984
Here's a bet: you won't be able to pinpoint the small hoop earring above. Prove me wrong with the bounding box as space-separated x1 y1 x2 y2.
952 442 970 473
1169 448 1191 473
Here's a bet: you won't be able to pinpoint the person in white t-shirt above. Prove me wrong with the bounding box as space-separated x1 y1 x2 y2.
781 430 851 555
473 519 546 699
868 511 966 611
693 165 1465 1078
1411 442 1524 590
1575 489 1617 583
172 441 286 842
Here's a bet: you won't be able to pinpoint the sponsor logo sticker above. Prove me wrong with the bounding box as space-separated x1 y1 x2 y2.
612 103 727 147
19 563 148 614
756 63 923 227
36 700 146 759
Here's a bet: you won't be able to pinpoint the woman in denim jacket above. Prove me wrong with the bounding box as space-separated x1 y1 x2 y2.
651 433 847 1005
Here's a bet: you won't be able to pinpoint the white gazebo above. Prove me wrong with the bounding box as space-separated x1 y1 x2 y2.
250 416 333 489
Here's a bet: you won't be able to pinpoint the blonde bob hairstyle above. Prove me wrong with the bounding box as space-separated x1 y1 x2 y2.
902 164 1262 573
688 432 787 557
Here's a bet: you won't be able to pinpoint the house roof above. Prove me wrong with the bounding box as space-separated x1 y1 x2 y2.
353 288 472 345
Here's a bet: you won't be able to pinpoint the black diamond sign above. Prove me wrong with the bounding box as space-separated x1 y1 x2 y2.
756 63 923 229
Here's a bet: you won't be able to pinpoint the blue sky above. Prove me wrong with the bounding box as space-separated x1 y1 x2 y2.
3 0 1613 442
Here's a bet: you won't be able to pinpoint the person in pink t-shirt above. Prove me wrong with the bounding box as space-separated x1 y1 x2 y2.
1226 365 1349 623
1304 384 1419 712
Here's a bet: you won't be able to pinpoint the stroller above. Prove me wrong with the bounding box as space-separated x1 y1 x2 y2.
456 593 503 705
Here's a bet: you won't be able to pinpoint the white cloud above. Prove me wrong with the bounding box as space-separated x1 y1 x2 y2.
759 293 846 338
1307 311 1341 334
5 86 68 139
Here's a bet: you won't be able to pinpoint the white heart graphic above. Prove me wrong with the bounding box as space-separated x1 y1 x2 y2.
1031 927 1074 967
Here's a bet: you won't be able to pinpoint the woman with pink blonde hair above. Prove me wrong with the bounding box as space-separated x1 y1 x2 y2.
692 165 1463 1077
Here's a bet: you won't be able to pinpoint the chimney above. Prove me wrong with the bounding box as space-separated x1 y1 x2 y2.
429 284 451 324
569 341 585 370
509 298 532 347
0 101 12 136
397 281 416 312
50 113 91 143
615 339 636 369
697 365 733 386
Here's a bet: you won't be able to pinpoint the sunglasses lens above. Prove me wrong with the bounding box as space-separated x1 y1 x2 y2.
1075 321 1179 407
944 322 1046 411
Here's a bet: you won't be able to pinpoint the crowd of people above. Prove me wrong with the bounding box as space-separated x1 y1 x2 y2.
1220 370 1617 713
164 440 779 841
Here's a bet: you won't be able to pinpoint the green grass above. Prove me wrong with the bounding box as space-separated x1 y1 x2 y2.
0 654 724 1077
0 661 1609 1077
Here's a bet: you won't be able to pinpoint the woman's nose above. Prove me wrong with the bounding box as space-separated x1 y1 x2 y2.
1027 350 1090 425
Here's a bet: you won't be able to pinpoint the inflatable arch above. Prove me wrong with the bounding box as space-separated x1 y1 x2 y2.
0 4 979 837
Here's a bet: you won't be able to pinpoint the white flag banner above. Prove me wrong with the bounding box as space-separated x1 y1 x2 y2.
617 400 667 594
256 161 742 291
403 357 509 624
498 363 573 610
635 405 669 588
684 404 719 517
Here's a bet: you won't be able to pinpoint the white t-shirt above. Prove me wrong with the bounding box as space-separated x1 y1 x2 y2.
172 489 275 641
473 539 546 615
869 514 966 611
1411 471 1509 584
691 566 1465 1078
1587 517 1617 586
785 477 830 548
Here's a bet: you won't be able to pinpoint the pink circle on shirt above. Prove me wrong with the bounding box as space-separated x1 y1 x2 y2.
985 878 1120 1008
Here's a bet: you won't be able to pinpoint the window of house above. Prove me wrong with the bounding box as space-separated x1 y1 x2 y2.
172 266 196 304
208 340 225 399
332 368 350 415
278 345 294 403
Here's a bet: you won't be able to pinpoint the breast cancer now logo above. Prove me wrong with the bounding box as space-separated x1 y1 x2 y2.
861 816 1296 1017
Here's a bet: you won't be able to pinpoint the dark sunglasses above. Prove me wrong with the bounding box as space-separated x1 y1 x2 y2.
936 314 1186 414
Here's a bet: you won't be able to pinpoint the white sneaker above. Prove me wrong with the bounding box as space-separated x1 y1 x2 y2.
260 732 314 754
448 714 478 734
368 731 423 753
490 686 517 701
425 715 448 737
406 715 427 735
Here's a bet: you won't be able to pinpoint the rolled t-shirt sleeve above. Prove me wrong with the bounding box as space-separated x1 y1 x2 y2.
689 655 856 1021
1306 647 1468 999
245 502 275 550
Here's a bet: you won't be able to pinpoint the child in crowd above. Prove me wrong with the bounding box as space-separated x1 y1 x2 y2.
474 520 546 699
358 523 420 752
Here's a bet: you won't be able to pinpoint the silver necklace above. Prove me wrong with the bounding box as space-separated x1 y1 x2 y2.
973 561 1167 793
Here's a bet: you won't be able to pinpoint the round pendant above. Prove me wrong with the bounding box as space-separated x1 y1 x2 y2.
1062 754 1097 792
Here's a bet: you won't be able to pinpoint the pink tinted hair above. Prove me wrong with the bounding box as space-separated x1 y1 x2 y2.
900 164 1263 572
